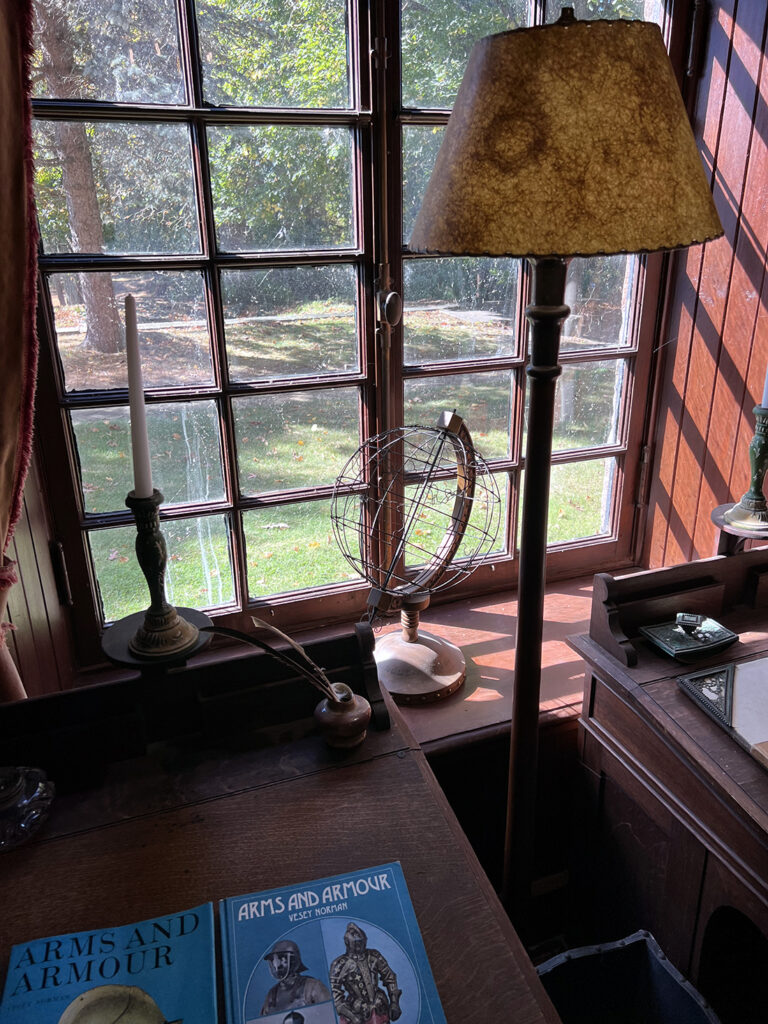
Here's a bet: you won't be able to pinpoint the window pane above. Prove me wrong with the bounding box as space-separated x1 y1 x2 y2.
403 471 506 571
561 256 637 353
553 360 626 451
33 0 184 104
49 271 213 393
401 0 527 109
402 125 444 245
89 514 234 622
546 458 615 543
72 401 225 514
222 265 358 382
208 126 354 251
403 258 518 364
234 388 359 494
244 500 362 599
545 0 664 24
196 0 350 108
404 371 513 459
34 121 200 255
518 458 615 546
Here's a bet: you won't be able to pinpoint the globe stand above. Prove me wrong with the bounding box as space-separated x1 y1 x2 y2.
373 594 466 706
331 413 501 707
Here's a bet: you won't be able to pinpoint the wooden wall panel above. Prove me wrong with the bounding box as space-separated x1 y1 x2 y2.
731 26 768 507
5 454 73 696
645 1 768 567
692 7 768 554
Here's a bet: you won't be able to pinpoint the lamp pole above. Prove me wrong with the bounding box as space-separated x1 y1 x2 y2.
407 12 723 928
502 257 570 919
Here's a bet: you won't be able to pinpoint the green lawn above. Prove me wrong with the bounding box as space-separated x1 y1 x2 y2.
65 308 617 620
546 459 613 544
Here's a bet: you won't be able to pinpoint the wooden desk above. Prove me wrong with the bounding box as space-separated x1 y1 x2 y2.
0 713 560 1023
569 556 768 1022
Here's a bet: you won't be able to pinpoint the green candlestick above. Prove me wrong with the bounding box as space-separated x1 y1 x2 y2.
724 406 768 529
125 488 200 658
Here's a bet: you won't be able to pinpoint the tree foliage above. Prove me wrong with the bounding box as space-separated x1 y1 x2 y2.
32 0 653 345
208 124 352 252
196 0 349 107
401 0 526 109
32 0 183 103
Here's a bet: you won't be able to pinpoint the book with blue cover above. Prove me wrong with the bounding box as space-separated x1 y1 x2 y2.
0 903 216 1024
219 862 447 1024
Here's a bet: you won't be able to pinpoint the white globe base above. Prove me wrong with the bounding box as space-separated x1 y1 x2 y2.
374 630 465 705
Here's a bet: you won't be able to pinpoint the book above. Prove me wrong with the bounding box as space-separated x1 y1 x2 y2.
219 862 446 1024
0 902 216 1024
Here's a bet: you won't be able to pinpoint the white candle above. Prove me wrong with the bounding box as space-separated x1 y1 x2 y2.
761 363 768 408
125 295 153 499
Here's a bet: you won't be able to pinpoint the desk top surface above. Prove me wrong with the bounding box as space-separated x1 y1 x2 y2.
0 715 559 1023
571 627 768 840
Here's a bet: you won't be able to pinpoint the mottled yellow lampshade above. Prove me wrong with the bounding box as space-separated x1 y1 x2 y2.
410 16 723 258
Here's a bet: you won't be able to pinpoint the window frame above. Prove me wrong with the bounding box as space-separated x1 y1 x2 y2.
29 0 687 673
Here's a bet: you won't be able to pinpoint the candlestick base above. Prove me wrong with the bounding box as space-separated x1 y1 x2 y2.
722 500 768 530
102 607 213 669
129 603 200 659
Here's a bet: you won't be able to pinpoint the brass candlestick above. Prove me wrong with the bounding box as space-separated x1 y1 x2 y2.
125 489 200 658
723 406 768 530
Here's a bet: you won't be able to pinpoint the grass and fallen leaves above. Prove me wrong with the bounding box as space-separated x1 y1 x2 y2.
58 299 617 620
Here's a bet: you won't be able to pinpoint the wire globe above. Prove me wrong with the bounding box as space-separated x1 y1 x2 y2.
331 418 501 605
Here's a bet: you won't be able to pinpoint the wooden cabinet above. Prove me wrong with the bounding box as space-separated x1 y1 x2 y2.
569 551 768 1023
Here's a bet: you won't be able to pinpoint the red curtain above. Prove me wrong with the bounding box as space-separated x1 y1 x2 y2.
0 0 38 700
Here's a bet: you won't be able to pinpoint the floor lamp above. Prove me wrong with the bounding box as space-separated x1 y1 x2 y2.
409 8 723 921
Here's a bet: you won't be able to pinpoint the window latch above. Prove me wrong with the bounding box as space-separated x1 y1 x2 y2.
372 36 390 69
377 290 402 327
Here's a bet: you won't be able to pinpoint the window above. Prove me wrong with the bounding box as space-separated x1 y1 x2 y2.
31 0 672 668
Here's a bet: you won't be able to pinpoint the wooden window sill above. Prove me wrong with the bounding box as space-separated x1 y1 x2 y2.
66 575 595 753
386 575 594 751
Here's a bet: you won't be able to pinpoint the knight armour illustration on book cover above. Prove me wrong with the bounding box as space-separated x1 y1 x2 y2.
219 862 446 1024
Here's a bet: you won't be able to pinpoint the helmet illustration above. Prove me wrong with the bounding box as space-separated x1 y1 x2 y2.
57 984 181 1024
263 939 308 973
343 923 367 954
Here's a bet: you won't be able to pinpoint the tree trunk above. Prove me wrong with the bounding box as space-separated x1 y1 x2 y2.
36 1 123 354
55 120 122 353
81 273 123 353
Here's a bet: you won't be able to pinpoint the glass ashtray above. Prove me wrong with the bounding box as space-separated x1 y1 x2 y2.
0 766 55 851
639 616 738 663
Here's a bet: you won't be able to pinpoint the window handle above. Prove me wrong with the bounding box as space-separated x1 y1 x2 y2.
50 541 73 607
378 290 402 327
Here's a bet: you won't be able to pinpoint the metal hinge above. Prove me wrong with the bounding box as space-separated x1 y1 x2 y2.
635 444 653 507
50 540 73 606
686 0 709 79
